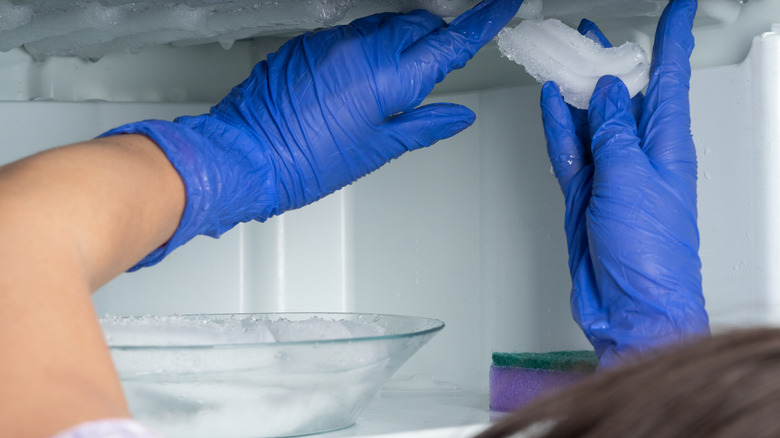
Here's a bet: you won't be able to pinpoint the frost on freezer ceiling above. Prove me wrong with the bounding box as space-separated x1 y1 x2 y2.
0 0 488 61
0 0 666 61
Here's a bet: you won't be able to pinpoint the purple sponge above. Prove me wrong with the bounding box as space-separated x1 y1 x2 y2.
489 351 597 412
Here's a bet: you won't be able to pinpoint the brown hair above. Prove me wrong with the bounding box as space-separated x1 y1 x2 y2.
476 328 780 438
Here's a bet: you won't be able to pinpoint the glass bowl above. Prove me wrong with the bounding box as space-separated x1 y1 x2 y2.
100 312 444 438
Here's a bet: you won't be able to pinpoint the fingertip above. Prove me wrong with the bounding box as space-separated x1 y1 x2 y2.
348 11 402 30
577 19 612 48
587 76 640 165
589 76 635 135
436 102 477 126
405 8 443 20
541 81 559 105
577 18 595 32
541 80 560 96
385 103 476 150
430 111 476 144
640 0 696 137
399 0 524 95
654 0 697 58
448 105 477 133
592 75 631 104
463 107 477 126
449 0 524 29
673 0 698 26
540 81 567 118
445 0 524 57
592 75 631 106
539 81 586 191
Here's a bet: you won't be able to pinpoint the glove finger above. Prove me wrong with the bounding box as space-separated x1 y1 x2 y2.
588 76 644 171
568 19 612 150
348 12 402 32
578 18 646 126
638 0 697 166
398 0 524 101
380 103 476 153
375 9 447 53
541 81 588 193
631 92 645 122
542 84 603 364
541 82 599 332
578 19 613 48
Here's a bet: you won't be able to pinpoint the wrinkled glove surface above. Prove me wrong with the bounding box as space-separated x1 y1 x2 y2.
103 0 523 270
540 0 710 368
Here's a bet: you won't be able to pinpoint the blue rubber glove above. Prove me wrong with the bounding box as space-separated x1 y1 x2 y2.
101 0 523 270
540 0 709 368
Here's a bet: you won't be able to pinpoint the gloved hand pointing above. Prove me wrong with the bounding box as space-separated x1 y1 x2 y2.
540 0 709 368
103 0 524 270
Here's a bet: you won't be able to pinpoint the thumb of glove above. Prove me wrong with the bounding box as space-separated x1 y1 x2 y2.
379 103 476 152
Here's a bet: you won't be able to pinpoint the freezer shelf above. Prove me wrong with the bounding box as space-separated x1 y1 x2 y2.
354 425 490 438
323 389 495 438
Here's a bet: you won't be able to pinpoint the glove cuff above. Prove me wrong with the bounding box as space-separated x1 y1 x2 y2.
99 119 260 271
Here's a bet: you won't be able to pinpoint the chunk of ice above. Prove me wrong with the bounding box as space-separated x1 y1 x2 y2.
516 0 543 20
498 18 650 110
0 2 32 31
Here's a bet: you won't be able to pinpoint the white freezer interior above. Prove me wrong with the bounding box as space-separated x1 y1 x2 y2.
2 1 780 435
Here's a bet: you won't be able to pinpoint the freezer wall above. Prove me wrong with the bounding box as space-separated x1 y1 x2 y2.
1 21 779 393
0 56 763 393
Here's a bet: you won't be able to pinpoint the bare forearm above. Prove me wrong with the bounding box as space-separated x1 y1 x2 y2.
0 134 184 437
0 135 185 286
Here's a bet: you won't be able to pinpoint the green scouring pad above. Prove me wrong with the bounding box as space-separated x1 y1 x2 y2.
490 350 597 412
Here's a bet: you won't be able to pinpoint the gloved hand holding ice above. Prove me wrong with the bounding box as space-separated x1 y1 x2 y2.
498 19 650 110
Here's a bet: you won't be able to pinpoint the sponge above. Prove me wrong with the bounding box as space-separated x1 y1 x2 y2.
489 350 597 412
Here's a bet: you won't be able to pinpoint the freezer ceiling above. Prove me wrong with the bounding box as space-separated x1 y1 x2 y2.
0 0 679 61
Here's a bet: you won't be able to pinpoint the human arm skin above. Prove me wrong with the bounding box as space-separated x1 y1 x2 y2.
107 0 523 271
0 135 184 438
0 2 524 435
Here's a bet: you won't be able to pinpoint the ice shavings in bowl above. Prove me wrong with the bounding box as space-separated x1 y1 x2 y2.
100 313 387 346
99 313 443 438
